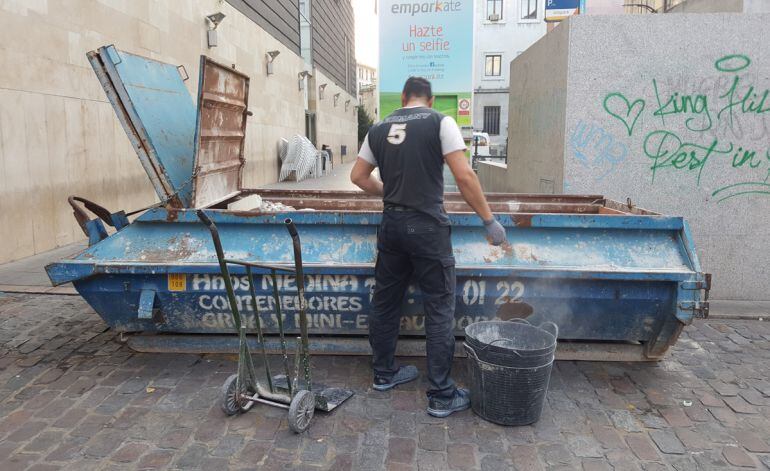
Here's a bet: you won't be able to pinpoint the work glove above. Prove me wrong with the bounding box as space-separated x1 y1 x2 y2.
483 218 507 246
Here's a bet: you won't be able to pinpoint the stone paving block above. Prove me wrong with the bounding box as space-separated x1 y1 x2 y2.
44 435 88 462
21 430 64 454
709 406 740 426
5 420 47 442
416 449 448 471
708 380 740 397
590 425 626 450
299 438 328 463
539 443 577 467
510 444 544 471
387 437 416 464
723 396 759 414
626 433 660 461
732 430 770 453
648 430 686 455
683 404 711 422
722 445 757 468
607 409 643 432
136 448 175 469
83 429 131 458
210 433 245 457
659 407 693 428
234 440 270 465
639 413 668 430
110 442 149 463
331 434 359 455
479 453 509 471
582 458 613 471
417 424 446 452
447 443 476 470
357 444 386 470
566 433 604 458
1 452 40 471
674 427 710 450
739 389 770 406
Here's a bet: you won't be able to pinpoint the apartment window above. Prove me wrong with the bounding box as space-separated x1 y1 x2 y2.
520 0 537 20
483 106 501 135
487 0 503 20
485 55 502 77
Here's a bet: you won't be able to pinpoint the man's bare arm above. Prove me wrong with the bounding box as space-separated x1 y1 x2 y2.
350 157 384 196
444 150 493 221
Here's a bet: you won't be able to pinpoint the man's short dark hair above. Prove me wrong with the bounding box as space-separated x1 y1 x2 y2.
402 77 432 100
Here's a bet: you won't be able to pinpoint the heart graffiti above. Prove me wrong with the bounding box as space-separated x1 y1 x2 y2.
603 93 645 137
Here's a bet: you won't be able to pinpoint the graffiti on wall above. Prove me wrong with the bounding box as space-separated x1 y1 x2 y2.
593 54 770 203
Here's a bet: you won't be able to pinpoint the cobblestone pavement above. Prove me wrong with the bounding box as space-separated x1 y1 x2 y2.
0 293 768 470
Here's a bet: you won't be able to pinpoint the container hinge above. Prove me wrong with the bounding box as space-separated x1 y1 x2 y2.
138 289 156 320
677 301 709 320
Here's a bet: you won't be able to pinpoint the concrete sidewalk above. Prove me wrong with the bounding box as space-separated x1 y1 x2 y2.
259 160 360 191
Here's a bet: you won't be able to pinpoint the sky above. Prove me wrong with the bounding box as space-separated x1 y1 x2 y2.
353 0 379 67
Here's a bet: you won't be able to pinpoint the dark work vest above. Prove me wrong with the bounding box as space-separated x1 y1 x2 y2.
367 106 449 225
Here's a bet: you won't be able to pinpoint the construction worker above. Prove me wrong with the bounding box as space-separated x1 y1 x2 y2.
350 77 507 417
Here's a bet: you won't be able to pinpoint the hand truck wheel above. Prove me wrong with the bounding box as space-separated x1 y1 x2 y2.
288 390 315 433
221 374 255 416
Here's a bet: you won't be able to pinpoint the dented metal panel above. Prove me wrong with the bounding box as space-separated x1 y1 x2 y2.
88 45 197 207
192 57 249 208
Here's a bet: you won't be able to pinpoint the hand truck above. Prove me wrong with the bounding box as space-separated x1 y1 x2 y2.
197 210 354 433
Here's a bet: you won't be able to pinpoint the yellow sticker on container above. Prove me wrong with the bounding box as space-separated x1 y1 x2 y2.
168 273 186 292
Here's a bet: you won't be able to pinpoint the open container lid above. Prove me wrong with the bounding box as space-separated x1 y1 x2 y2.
88 46 248 208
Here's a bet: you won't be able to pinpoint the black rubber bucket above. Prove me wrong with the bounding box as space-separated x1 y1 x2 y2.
464 319 558 426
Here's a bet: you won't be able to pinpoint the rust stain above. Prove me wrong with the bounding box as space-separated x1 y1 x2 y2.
496 301 534 320
165 209 179 222
512 215 534 227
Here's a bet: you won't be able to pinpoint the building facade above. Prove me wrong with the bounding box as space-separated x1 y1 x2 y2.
357 63 378 120
472 0 547 155
0 0 357 265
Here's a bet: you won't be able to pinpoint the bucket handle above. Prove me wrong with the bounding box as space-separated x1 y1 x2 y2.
463 342 478 361
472 338 522 356
506 318 531 325
539 321 559 340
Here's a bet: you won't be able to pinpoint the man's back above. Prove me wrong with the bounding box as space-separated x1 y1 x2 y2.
361 106 465 224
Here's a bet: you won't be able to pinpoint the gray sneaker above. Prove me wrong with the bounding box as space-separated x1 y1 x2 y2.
372 365 419 391
427 388 470 417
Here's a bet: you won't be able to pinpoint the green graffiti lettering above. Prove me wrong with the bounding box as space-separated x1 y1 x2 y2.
714 54 751 73
643 130 732 185
603 93 645 136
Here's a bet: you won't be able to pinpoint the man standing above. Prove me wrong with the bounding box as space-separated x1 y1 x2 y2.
350 77 507 417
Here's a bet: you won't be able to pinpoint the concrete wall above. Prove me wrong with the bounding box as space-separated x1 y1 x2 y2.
311 69 358 166
503 20 570 193
0 0 356 264
476 161 510 193
562 14 770 300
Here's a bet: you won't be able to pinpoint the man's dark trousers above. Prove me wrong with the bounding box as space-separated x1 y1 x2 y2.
369 208 457 398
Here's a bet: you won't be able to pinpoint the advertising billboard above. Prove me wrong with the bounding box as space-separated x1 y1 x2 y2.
378 0 474 127
545 0 581 22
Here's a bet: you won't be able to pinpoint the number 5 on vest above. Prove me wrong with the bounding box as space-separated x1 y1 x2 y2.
387 123 407 145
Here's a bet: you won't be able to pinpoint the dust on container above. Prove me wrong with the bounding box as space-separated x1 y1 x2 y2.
46 46 711 361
